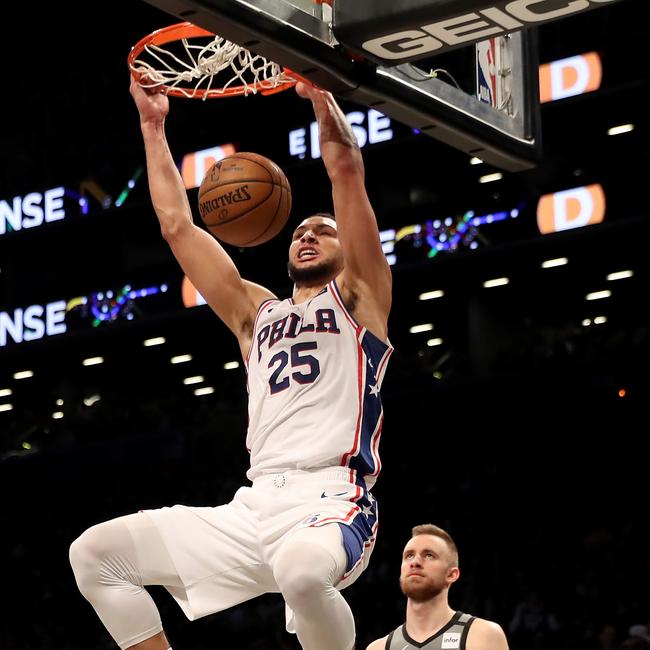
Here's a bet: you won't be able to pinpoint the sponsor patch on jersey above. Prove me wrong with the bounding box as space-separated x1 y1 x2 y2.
441 632 461 649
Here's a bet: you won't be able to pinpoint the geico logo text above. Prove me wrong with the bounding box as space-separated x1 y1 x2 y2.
362 1 618 61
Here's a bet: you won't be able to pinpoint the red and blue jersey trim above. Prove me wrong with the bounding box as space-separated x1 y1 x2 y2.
328 280 393 489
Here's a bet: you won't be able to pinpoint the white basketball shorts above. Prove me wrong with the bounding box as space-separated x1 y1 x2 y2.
142 467 378 623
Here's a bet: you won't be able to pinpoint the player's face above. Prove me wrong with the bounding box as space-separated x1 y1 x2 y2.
288 216 344 285
399 535 459 602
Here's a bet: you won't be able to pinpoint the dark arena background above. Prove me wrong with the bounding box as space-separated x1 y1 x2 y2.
1 1 648 649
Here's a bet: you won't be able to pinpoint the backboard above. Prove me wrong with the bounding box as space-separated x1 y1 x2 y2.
139 0 620 171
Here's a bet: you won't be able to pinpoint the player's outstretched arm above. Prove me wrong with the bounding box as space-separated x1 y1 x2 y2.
296 82 391 341
130 77 274 355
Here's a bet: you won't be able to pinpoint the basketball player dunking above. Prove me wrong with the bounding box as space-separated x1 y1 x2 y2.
367 525 509 650
68 78 392 650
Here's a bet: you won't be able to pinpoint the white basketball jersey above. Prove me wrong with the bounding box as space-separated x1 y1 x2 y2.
245 280 392 486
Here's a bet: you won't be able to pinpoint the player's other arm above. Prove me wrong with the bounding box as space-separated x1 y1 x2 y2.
365 636 388 650
466 618 510 650
296 83 392 341
130 77 274 355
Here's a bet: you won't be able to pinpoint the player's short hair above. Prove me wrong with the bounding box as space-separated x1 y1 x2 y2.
310 212 335 221
411 523 459 567
294 212 337 234
296 212 336 225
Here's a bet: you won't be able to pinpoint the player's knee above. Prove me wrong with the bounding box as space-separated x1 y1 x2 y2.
69 520 133 596
70 524 109 591
277 563 327 605
274 542 335 605
70 532 98 596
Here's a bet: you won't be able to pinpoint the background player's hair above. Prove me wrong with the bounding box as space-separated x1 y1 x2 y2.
411 523 459 568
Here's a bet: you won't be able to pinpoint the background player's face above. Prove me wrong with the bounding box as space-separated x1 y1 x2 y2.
288 216 344 285
399 534 459 602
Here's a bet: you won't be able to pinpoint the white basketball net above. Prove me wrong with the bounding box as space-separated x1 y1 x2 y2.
130 35 296 99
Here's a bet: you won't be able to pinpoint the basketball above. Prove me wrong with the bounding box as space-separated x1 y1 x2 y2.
198 152 292 247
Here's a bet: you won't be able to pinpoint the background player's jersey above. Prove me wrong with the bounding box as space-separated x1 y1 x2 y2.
386 612 475 650
245 280 392 485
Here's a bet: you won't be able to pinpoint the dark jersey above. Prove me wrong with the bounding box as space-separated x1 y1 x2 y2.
386 611 475 650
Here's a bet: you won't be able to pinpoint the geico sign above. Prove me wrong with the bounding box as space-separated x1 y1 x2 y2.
0 300 67 347
539 52 602 103
363 1 619 61
0 187 65 236
537 184 605 234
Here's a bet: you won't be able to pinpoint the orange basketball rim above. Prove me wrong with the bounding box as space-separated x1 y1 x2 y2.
128 22 305 99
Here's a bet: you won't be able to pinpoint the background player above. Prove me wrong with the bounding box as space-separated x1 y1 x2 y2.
367 524 509 650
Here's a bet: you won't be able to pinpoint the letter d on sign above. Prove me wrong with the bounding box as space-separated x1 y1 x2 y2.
181 144 236 190
539 52 602 103
537 184 605 234
182 276 206 308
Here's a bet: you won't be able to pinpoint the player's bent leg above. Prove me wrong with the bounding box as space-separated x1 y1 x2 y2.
273 524 355 650
69 513 179 650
